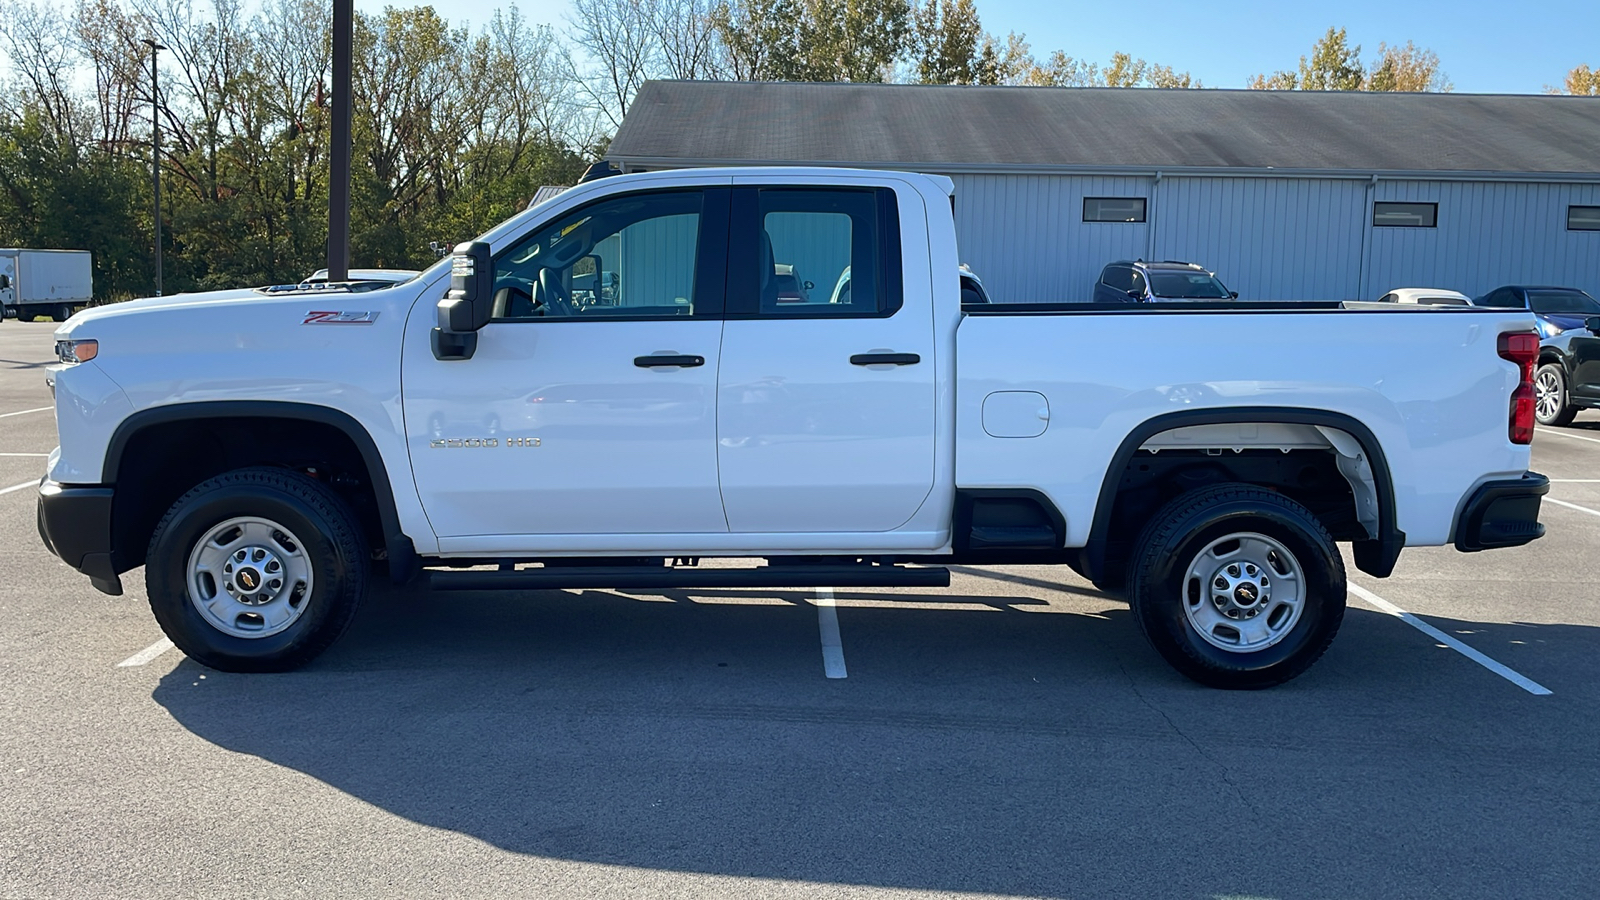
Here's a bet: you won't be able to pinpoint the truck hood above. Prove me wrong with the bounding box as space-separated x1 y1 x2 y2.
54 282 434 340
55 287 280 338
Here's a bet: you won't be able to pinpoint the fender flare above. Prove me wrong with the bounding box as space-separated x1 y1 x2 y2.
104 400 417 581
1082 407 1404 581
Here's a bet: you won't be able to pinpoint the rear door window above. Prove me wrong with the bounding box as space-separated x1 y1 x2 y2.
727 188 902 318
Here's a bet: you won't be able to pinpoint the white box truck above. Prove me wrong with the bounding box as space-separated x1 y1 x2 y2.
0 249 94 322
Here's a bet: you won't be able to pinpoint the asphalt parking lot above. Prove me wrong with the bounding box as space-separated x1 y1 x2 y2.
2 319 1599 899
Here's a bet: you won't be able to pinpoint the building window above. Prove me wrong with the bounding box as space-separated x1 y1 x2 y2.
1570 206 1600 232
1373 202 1437 228
1083 197 1146 223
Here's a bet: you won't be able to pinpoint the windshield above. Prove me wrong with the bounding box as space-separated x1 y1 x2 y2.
1528 290 1600 315
1148 271 1231 299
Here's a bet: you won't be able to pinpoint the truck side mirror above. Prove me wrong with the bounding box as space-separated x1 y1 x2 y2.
1587 316 1600 336
432 241 492 360
0 274 10 290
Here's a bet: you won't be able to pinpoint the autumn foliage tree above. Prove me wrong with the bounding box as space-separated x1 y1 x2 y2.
1249 27 1450 92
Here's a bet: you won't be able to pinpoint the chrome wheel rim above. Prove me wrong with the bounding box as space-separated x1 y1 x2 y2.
1182 532 1304 653
186 516 314 639
1535 369 1563 422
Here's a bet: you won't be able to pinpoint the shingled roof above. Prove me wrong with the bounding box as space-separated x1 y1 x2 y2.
607 81 1600 178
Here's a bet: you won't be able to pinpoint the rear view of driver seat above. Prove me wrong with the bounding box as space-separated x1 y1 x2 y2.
758 230 781 312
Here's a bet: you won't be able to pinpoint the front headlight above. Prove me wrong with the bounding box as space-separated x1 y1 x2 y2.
1535 318 1561 340
55 339 98 365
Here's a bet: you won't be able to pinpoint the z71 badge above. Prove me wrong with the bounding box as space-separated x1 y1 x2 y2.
303 310 380 325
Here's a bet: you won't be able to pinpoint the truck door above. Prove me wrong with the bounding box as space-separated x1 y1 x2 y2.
403 187 732 537
715 184 937 533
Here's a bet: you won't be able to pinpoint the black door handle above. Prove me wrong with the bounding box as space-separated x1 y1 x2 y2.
634 354 705 368
850 353 920 366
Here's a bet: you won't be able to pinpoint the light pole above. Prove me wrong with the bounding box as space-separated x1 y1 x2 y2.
141 38 166 297
327 0 352 282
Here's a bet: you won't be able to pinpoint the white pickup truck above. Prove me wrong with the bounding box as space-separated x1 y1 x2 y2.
37 167 1549 688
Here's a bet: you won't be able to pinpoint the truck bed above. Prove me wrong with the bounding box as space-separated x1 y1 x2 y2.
954 302 1537 548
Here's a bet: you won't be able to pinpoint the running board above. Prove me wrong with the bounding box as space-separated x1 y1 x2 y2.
428 565 951 592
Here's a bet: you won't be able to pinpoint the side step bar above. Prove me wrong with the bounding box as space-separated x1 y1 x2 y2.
429 565 951 592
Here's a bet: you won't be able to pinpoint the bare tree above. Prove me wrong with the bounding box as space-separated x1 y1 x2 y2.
646 0 725 80
0 2 86 146
568 0 659 130
72 0 148 152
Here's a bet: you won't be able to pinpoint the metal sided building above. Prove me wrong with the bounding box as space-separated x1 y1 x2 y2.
605 81 1600 303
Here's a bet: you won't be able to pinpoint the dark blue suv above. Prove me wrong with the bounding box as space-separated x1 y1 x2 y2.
1093 260 1238 303
1476 286 1600 426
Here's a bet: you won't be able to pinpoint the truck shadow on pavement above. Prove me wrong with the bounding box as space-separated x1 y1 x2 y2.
152 581 1600 899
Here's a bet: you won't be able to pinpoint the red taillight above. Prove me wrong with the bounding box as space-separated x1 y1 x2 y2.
1498 331 1539 444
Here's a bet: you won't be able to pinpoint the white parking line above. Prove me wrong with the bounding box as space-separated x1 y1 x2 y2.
1546 497 1600 519
1536 427 1600 445
117 638 175 668
0 406 52 419
0 452 49 457
814 588 848 679
0 479 38 496
1348 583 1552 696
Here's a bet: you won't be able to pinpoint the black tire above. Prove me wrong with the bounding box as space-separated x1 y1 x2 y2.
146 467 368 672
51 305 71 322
1127 483 1346 690
1535 363 1577 427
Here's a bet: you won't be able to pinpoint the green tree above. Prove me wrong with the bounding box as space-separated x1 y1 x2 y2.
713 0 805 81
910 0 985 84
0 112 148 299
795 0 911 83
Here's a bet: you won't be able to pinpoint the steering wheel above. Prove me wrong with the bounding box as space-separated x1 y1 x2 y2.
534 226 592 317
538 266 577 317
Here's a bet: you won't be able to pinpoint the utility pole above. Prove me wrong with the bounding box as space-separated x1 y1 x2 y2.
141 38 166 296
327 0 352 282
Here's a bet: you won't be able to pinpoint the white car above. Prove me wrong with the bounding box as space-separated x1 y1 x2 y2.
301 268 420 286
1377 288 1473 307
40 166 1549 689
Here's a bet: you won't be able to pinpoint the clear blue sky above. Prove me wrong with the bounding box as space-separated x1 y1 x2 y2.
355 0 1597 94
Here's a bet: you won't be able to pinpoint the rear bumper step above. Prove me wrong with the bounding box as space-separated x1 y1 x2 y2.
1455 472 1549 552
428 565 951 592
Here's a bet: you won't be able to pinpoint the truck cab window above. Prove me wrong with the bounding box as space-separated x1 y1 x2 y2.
732 188 900 318
492 191 704 320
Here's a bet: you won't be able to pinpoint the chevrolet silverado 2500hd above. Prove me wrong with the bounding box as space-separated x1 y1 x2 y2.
37 167 1549 688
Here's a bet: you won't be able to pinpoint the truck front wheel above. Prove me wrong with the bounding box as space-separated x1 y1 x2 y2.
1127 484 1345 689
145 467 368 672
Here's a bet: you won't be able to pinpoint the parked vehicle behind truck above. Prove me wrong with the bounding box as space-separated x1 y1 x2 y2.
38 167 1549 689
0 249 93 322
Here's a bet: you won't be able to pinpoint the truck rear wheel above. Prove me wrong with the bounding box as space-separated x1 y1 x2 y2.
145 467 368 672
51 305 72 322
1127 484 1345 689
